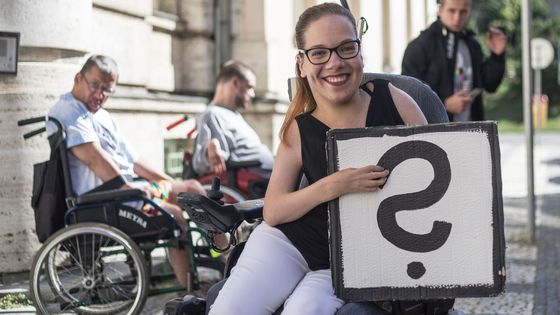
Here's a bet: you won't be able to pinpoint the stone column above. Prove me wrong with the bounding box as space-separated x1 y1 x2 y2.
175 0 215 94
232 0 296 152
0 0 92 272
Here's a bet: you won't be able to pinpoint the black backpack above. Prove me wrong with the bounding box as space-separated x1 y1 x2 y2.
31 134 67 243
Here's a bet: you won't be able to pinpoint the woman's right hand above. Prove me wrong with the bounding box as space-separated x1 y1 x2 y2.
320 165 389 201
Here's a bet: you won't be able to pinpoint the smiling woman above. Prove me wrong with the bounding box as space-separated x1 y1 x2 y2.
207 2 427 315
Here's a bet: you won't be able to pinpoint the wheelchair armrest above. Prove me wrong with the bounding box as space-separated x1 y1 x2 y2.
75 188 145 205
226 160 261 169
178 192 251 233
233 199 264 221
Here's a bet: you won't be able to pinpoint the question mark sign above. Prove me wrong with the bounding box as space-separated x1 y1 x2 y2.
376 140 452 279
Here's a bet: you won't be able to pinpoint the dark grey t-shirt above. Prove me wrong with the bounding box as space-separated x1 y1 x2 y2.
192 103 274 176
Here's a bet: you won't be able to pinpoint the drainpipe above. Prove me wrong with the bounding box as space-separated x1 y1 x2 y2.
214 0 232 76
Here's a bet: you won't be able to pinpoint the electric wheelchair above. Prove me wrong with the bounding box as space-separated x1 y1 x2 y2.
167 73 465 315
18 116 224 315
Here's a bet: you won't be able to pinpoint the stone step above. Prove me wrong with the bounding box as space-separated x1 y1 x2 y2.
0 272 34 314
0 271 29 299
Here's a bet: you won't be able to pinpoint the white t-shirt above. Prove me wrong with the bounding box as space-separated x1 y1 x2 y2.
192 103 274 176
47 93 139 195
453 39 474 122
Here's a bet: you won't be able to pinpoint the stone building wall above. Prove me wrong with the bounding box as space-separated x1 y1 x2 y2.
0 0 93 272
0 0 291 272
0 0 434 272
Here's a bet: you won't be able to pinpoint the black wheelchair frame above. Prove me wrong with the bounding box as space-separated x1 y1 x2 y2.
19 116 224 315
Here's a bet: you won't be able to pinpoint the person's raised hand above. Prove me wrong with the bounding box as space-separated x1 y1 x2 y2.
487 27 506 55
206 139 227 175
444 90 474 114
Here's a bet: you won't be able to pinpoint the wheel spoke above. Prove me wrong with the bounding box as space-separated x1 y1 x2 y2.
94 235 115 267
91 233 96 282
30 224 148 315
60 239 87 277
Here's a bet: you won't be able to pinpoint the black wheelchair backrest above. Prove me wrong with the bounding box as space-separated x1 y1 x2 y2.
288 73 449 124
18 116 76 201
361 73 448 124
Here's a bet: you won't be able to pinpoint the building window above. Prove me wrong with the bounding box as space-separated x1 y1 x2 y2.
153 0 179 18
164 138 193 179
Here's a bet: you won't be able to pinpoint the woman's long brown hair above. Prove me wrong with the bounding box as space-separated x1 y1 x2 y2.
279 3 358 142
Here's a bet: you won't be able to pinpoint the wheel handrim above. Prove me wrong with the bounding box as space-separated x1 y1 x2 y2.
31 224 147 315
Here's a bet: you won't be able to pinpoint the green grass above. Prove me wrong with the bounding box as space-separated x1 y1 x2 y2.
485 95 560 133
0 293 32 309
496 120 524 133
493 113 560 133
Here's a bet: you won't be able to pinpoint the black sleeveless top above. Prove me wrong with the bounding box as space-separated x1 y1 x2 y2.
277 79 405 271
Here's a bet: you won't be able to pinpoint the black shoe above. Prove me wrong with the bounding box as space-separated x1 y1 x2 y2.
164 294 206 315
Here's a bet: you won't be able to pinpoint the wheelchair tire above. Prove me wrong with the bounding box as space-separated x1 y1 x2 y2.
29 223 149 315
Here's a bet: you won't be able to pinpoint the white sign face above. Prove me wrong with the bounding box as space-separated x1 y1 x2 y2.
327 122 505 301
531 37 555 70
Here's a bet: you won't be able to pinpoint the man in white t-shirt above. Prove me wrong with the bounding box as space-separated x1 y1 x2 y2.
48 54 204 288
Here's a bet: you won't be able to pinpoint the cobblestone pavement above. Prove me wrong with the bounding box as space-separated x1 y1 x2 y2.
454 133 560 315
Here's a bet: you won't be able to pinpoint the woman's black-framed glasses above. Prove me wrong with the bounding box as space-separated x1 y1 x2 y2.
299 40 361 65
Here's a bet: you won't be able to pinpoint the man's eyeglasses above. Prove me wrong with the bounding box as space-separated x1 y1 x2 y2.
299 40 361 65
81 75 116 97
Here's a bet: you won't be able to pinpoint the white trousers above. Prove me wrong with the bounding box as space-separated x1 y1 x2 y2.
209 222 344 315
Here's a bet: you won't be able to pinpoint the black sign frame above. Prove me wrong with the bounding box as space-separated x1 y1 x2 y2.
326 121 505 301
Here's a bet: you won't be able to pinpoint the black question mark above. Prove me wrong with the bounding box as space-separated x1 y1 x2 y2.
376 140 452 279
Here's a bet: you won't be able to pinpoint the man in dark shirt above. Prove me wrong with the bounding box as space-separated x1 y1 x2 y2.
402 0 506 122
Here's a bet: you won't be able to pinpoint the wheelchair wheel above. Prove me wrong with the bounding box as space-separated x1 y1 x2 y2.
29 223 149 315
201 184 246 204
